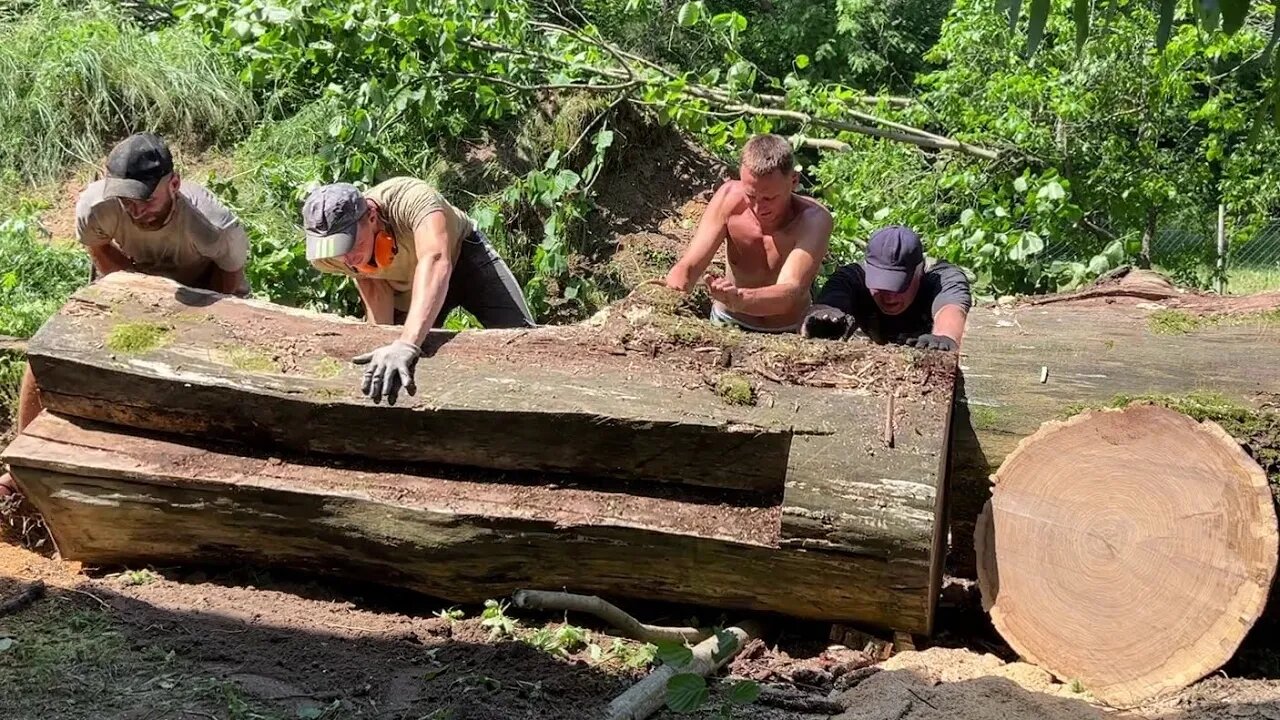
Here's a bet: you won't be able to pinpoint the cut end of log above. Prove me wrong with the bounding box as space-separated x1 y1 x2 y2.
976 405 1279 707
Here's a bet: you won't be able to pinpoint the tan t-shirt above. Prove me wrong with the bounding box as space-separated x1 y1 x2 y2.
311 177 474 310
76 180 249 287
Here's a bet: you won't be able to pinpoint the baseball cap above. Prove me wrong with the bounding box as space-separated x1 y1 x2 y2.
303 184 368 261
101 133 174 200
864 225 924 293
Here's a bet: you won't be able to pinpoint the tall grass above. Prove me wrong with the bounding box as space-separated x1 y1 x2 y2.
0 1 257 185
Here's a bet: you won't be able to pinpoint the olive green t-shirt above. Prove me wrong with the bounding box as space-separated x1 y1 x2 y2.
311 177 474 309
76 180 249 287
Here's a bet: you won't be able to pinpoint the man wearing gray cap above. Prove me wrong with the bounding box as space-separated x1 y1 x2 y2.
1 132 251 497
801 225 970 350
304 178 534 405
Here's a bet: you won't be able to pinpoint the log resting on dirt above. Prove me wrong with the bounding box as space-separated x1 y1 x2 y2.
10 272 959 632
952 273 1280 576
12 412 930 629
976 405 1278 707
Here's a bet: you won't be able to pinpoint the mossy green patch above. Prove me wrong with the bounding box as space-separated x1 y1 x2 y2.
312 357 345 379
715 373 755 406
224 347 280 374
1147 309 1202 335
1149 308 1280 335
968 405 1002 432
105 322 171 354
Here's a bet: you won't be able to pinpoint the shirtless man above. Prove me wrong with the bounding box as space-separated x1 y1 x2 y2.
665 134 832 332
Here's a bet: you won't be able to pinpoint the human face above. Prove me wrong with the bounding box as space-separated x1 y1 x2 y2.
340 205 379 270
121 173 178 230
870 266 923 316
740 167 795 229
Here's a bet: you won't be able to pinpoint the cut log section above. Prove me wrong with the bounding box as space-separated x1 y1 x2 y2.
22 272 958 630
9 412 939 630
976 405 1279 707
952 288 1280 577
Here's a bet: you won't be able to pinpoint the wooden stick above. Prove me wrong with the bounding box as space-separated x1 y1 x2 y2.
511 590 709 644
0 580 45 617
883 391 896 448
606 620 763 720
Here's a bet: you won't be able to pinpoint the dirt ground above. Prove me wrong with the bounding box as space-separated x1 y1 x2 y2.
2 541 1279 720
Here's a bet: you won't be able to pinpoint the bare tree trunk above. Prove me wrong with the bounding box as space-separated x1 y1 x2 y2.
1138 206 1157 269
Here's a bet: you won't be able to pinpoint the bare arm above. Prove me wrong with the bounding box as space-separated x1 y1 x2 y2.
932 304 968 345
665 183 732 291
355 277 397 325
398 211 457 346
722 207 833 316
87 243 136 276
209 267 250 296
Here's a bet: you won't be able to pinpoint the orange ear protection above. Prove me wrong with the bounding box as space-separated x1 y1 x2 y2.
352 230 397 274
350 200 398 274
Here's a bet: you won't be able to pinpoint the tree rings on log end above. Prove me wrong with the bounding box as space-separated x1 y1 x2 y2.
975 404 1279 707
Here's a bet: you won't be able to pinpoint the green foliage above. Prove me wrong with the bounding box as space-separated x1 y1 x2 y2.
816 0 1280 296
665 673 710 713
602 639 657 669
0 209 89 339
122 569 159 587
433 607 465 622
0 1 254 184
480 599 517 639
524 623 590 657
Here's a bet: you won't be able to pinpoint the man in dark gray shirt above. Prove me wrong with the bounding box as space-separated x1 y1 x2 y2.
801 225 971 350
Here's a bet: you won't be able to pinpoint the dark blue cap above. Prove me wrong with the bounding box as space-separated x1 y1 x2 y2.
865 225 924 292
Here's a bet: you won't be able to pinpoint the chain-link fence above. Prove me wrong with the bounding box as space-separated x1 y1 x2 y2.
1144 212 1280 294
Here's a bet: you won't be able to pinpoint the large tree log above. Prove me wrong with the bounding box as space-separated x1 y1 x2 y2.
976 405 1278 707
953 285 1280 577
16 273 958 631
9 412 934 630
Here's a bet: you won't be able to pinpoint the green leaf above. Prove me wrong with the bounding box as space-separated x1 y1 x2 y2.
727 680 761 705
1026 0 1051 57
1156 0 1177 51
960 208 975 227
0 638 13 652
594 129 615 152
711 628 740 664
665 673 709 712
656 641 694 668
1013 176 1029 193
677 1 702 27
1221 0 1248 34
1073 0 1090 51
1037 181 1066 201
1019 232 1045 257
296 708 324 720
795 54 810 69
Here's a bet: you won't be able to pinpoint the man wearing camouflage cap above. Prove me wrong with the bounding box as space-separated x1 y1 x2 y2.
304 178 534 405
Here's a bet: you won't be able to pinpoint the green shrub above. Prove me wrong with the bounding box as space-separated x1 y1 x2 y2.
0 210 90 339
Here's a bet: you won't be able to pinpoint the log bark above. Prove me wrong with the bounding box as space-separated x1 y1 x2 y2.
22 272 956 630
4 412 942 630
951 290 1280 577
975 406 1278 707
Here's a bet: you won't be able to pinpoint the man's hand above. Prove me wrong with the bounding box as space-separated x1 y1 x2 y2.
907 333 958 352
352 340 421 405
704 274 745 311
801 304 854 340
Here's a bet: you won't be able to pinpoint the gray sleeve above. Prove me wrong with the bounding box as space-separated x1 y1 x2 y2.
211 222 250 272
930 263 972 316
74 183 113 248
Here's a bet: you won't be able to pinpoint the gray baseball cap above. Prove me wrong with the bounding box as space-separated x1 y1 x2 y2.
865 225 924 292
303 183 367 261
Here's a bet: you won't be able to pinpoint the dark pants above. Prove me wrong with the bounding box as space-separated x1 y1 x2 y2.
395 230 536 329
